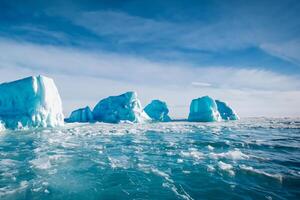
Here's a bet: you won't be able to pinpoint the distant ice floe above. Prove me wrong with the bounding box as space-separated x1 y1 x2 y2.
0 75 64 129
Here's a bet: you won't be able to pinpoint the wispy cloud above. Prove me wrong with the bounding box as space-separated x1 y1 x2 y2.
64 5 300 66
0 38 300 117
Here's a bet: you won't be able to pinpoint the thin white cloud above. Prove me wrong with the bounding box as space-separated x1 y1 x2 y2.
191 82 212 87
260 39 300 66
63 8 300 66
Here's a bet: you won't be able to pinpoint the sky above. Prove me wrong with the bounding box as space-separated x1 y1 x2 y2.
0 0 300 118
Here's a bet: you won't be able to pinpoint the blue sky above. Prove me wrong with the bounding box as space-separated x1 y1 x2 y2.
0 0 300 117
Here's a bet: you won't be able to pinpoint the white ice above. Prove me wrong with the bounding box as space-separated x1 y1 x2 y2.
0 75 64 129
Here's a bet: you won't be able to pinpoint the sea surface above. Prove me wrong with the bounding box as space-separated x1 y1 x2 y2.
0 118 299 200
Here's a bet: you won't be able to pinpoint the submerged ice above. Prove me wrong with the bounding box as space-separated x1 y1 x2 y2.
144 100 171 122
93 91 150 123
0 75 64 129
188 96 238 122
66 106 94 123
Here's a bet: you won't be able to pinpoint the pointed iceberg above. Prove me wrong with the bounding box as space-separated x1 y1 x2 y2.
0 75 64 129
93 91 150 123
144 100 171 122
188 96 221 122
66 106 94 123
216 100 239 120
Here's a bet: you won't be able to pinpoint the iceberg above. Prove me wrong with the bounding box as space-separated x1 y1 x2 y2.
0 120 5 131
0 75 64 129
65 106 94 123
188 96 221 122
216 100 239 120
144 100 171 122
93 91 150 123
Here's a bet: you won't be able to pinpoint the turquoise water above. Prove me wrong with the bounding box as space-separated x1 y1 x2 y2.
0 118 299 200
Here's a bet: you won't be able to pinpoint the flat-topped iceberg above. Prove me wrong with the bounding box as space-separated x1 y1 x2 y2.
144 100 171 122
93 91 150 123
66 106 94 123
216 100 239 120
0 75 64 129
188 96 221 122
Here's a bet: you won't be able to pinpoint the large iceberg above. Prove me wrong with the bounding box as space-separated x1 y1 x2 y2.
216 100 239 120
66 106 94 123
144 100 171 122
0 75 64 129
93 91 150 123
188 96 221 122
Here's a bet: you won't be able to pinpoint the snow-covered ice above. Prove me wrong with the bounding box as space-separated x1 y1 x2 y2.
93 91 150 123
0 75 64 129
144 100 171 122
188 96 221 122
66 106 94 123
216 100 239 120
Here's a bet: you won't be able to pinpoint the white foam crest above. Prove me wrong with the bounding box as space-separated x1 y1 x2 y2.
209 149 249 160
180 148 204 160
207 145 214 151
218 161 235 176
0 180 28 198
162 182 194 200
108 155 130 169
151 168 193 200
239 165 283 182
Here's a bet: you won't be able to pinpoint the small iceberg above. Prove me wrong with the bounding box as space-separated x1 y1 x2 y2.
188 96 238 122
215 100 239 120
0 75 64 129
188 96 221 122
65 106 94 123
93 91 150 123
144 100 171 122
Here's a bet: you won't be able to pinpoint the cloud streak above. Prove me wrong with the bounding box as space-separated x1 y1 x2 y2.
0 38 300 117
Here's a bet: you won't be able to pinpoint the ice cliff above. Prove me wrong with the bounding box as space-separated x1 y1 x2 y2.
0 75 64 129
215 100 239 120
93 91 150 123
144 100 171 122
66 106 94 123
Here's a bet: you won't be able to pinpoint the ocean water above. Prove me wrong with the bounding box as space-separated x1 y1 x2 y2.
0 118 299 200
